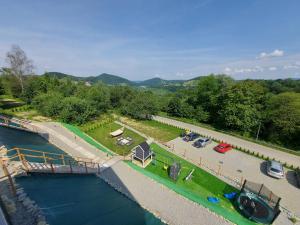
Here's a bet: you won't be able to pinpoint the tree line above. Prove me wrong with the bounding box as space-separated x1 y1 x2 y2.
0 45 299 150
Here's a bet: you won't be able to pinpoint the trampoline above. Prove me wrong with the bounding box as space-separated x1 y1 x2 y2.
236 180 281 224
237 191 274 224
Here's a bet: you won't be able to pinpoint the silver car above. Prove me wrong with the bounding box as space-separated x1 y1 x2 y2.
267 160 284 179
193 138 212 148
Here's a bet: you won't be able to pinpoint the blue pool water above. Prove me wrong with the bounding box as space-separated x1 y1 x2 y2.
0 126 63 153
0 126 165 225
17 174 164 225
0 126 76 164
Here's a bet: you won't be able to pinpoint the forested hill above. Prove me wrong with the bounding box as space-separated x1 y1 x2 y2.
85 73 133 85
137 77 185 87
42 72 202 87
43 72 84 81
42 72 300 92
43 72 133 85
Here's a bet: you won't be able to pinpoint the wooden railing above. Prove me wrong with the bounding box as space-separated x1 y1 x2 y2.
2 147 102 175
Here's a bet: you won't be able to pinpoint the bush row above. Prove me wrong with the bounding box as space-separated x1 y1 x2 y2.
81 117 114 132
10 105 31 112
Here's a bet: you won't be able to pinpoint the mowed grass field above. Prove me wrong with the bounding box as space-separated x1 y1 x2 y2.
85 122 146 156
119 117 183 142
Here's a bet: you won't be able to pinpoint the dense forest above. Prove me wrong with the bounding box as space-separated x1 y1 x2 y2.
1 46 300 150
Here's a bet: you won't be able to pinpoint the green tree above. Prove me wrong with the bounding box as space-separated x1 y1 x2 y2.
266 92 300 147
22 76 47 103
55 78 77 97
195 74 234 120
121 92 158 119
218 81 266 135
59 97 96 124
110 86 135 108
5 45 34 93
32 92 64 117
77 83 110 113
0 77 5 95
167 97 183 117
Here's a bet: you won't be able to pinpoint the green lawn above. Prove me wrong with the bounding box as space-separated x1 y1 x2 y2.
63 123 114 156
119 116 183 142
86 122 146 156
127 143 255 225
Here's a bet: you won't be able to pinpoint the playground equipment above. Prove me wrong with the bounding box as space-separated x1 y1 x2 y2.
236 180 281 224
185 169 194 181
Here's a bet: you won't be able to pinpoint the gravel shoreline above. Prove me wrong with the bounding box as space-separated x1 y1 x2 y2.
0 175 49 225
99 161 233 225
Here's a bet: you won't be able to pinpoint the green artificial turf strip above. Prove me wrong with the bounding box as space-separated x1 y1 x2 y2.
126 143 256 225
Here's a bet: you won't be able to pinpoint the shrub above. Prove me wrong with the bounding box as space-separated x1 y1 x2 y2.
289 217 298 224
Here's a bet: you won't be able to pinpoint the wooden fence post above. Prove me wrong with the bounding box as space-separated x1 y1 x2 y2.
21 154 29 172
0 161 16 196
43 152 47 164
97 164 100 174
50 163 55 173
61 154 65 165
16 148 22 161
217 164 221 176
85 162 88 173
69 160 73 174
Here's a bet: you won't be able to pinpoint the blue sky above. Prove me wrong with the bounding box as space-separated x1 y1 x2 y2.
0 0 300 80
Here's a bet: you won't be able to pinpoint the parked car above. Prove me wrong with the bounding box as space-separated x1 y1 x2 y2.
183 132 200 142
214 143 232 153
193 138 212 148
266 160 284 179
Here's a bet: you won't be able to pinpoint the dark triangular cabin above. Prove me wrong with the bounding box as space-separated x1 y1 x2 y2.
131 141 153 168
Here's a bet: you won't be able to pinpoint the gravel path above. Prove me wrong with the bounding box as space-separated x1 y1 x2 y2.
100 161 233 225
27 122 110 163
153 116 300 168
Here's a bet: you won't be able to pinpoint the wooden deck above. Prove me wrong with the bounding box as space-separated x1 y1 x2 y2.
24 161 101 174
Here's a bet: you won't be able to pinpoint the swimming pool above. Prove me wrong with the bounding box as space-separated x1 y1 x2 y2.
0 126 165 225
17 174 165 225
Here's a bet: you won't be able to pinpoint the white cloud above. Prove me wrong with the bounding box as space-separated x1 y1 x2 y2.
258 49 284 59
268 66 277 71
224 67 231 73
283 64 299 70
230 66 264 74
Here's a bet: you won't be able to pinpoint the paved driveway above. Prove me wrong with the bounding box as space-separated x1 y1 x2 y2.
168 137 300 216
154 116 300 168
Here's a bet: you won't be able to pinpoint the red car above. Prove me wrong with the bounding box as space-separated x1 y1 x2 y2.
214 143 232 153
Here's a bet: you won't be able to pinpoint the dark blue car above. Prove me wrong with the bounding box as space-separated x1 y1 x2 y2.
183 132 199 142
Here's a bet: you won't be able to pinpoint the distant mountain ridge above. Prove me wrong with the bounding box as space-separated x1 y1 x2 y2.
42 71 206 87
42 72 300 91
43 72 133 85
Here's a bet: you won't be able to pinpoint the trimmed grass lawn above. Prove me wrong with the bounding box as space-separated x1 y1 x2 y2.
63 123 114 156
129 143 255 225
119 117 183 142
86 122 146 156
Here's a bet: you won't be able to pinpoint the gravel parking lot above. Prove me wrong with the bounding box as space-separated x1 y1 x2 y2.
167 137 300 216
